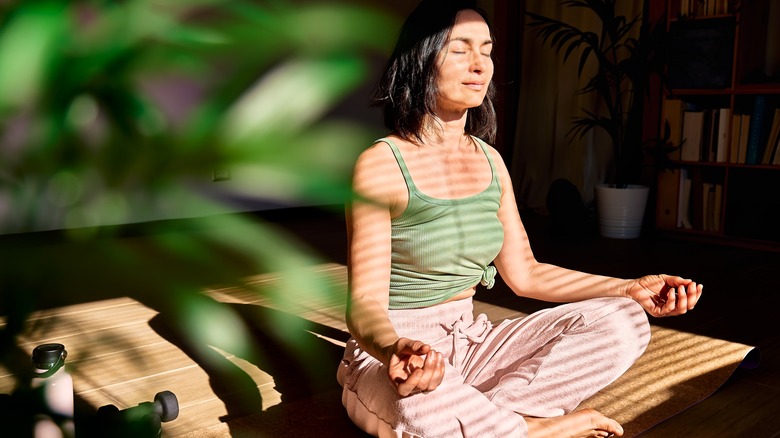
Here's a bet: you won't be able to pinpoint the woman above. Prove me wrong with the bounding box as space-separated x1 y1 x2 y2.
337 1 702 437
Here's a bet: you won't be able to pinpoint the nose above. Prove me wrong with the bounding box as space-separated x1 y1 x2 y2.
471 52 489 74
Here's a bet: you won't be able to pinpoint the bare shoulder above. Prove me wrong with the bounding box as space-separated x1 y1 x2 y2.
352 138 405 205
355 139 396 166
479 140 511 178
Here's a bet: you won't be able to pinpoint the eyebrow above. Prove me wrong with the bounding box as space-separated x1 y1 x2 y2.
450 36 494 46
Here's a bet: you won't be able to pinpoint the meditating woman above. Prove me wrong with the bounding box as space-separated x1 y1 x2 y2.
337 1 702 436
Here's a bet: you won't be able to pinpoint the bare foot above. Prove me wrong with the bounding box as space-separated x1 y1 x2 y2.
525 408 623 438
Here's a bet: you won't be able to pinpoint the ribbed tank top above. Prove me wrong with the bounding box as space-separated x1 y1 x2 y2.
379 137 504 310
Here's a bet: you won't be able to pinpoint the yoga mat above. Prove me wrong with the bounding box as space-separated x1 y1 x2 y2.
8 264 746 437
190 264 759 437
181 324 758 438
580 325 759 437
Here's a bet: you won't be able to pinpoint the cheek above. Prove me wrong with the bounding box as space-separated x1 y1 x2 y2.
435 69 460 93
485 59 495 77
437 61 460 79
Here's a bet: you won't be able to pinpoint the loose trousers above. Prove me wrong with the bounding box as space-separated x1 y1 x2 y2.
337 297 650 438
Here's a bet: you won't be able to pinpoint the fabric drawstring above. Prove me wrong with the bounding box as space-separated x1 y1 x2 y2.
481 265 497 289
443 313 492 370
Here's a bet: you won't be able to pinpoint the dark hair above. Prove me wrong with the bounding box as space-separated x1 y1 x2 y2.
371 0 497 143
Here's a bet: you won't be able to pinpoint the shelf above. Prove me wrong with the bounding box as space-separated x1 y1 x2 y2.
733 83 780 95
668 88 733 96
668 82 780 96
671 160 728 167
669 13 733 22
727 163 780 170
669 161 780 170
651 0 780 249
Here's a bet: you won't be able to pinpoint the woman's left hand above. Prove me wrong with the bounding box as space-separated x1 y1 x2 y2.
628 274 702 318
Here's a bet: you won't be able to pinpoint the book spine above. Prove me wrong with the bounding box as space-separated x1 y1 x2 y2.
729 113 741 163
716 108 730 163
745 95 768 165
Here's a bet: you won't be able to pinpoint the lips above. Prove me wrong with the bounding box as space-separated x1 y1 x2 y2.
464 82 485 90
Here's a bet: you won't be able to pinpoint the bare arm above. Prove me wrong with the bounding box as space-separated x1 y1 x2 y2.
489 148 702 314
490 151 630 301
345 142 446 395
345 144 401 364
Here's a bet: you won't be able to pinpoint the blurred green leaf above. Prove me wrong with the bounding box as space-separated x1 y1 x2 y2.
0 1 68 112
0 0 398 399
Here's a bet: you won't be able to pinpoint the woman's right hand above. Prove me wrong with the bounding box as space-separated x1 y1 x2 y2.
387 338 445 397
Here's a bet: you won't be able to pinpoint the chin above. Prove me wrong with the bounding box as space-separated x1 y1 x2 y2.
467 100 486 109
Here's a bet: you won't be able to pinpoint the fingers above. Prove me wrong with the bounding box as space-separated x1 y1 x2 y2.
393 350 445 397
417 350 445 391
395 338 431 357
663 274 692 286
660 284 677 315
659 281 703 317
387 354 407 384
688 282 703 309
675 284 688 312
674 281 703 314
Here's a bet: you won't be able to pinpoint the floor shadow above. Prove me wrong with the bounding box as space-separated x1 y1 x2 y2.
626 359 760 437
147 299 351 436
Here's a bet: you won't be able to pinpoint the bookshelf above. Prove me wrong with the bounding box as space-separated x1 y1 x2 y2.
653 0 780 250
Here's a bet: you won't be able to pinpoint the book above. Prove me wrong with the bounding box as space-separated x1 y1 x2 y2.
745 95 771 165
738 114 751 164
761 108 780 164
681 110 704 161
713 183 723 232
716 0 729 15
729 113 741 163
662 98 685 160
715 108 730 162
691 170 704 230
677 168 692 229
702 182 722 232
694 0 705 17
773 123 780 164
656 169 680 229
702 182 713 231
702 108 715 161
773 132 780 164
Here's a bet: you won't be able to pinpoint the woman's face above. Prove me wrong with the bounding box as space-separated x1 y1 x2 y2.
435 9 493 116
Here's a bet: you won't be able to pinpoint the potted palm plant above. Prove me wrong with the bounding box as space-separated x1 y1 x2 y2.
527 0 667 238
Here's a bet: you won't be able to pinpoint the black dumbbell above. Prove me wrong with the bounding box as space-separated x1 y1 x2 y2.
96 390 178 437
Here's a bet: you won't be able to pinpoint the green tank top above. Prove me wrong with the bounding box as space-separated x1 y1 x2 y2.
380 137 504 310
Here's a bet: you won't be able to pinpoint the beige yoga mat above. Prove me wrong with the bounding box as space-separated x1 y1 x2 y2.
0 265 758 437
581 325 759 437
187 264 758 438
192 264 760 437
182 323 758 438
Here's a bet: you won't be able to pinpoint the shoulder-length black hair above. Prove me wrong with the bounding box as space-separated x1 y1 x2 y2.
370 0 497 144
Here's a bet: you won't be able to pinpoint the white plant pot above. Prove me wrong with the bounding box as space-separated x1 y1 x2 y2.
595 184 650 239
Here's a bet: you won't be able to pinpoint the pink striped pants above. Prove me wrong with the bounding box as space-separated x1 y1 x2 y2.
337 297 650 437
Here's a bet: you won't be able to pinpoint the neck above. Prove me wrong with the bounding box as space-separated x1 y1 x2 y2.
423 111 469 148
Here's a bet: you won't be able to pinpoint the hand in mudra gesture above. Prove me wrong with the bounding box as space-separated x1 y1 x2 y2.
387 338 445 397
628 274 702 318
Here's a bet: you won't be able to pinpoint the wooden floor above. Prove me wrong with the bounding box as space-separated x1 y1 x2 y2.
0 265 344 437
1 206 779 437
0 264 524 437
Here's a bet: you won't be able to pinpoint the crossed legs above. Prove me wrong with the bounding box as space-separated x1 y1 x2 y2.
338 297 650 437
